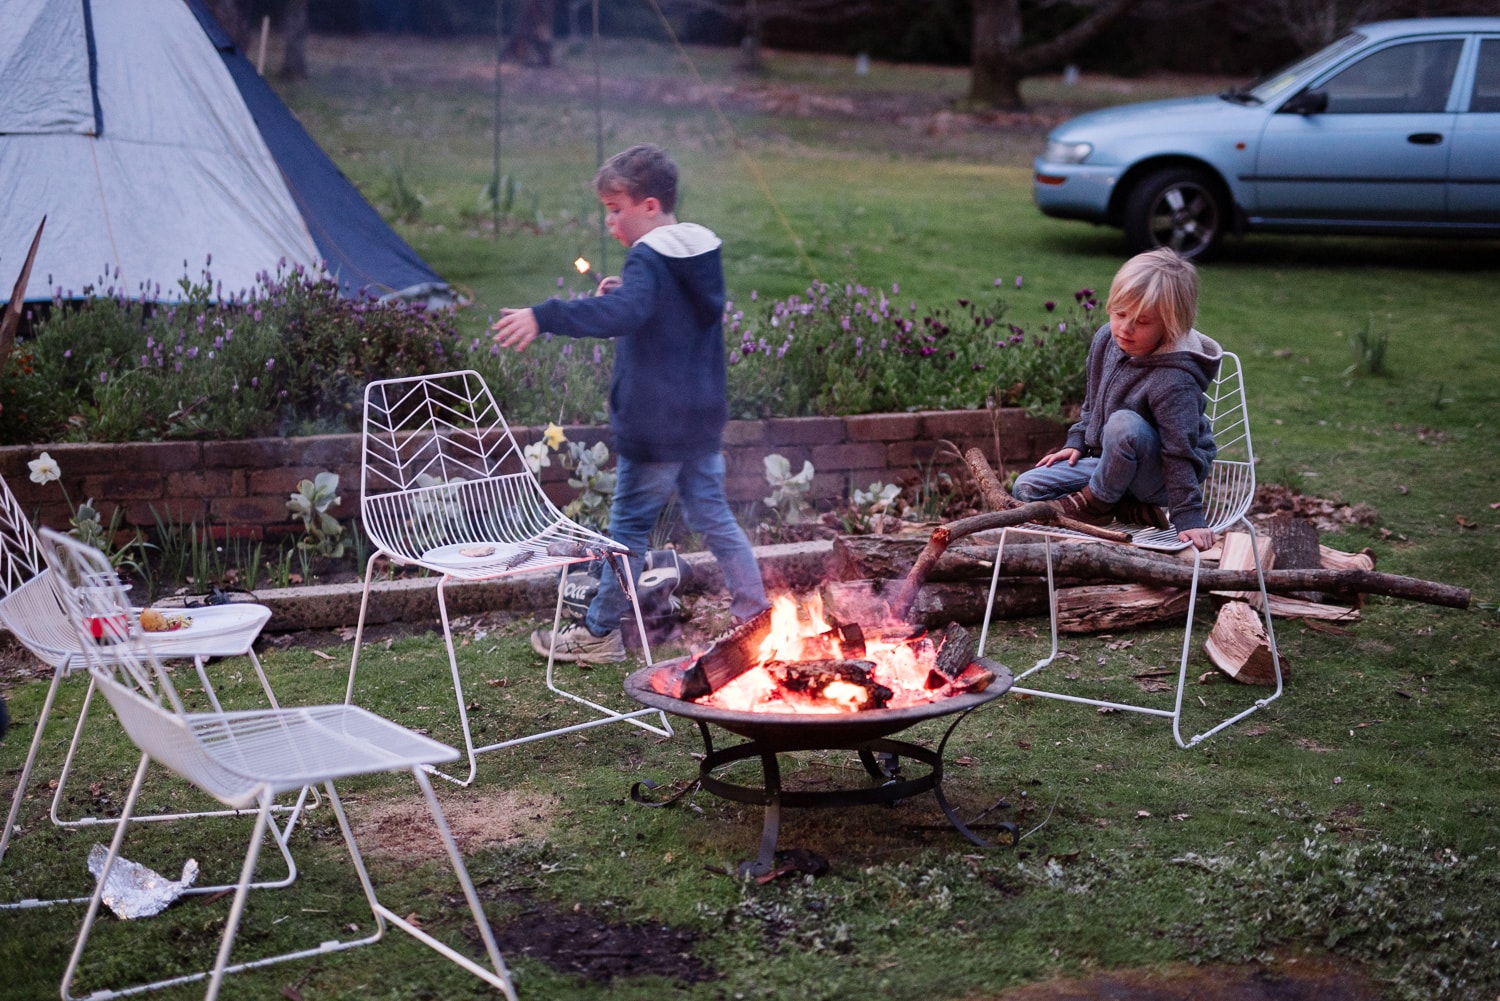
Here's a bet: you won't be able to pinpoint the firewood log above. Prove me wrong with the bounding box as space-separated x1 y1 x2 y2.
1204 600 1288 685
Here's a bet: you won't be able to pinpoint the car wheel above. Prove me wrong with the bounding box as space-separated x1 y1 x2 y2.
1123 168 1225 261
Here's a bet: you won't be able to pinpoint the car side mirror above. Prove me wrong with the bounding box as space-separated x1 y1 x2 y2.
1281 90 1328 115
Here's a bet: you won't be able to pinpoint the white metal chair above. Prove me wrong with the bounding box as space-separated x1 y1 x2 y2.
977 351 1283 747
347 370 671 787
0 474 308 907
38 529 516 1001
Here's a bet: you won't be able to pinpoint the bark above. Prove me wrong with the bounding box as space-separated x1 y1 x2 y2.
969 0 1148 110
505 0 556 67
832 535 1471 609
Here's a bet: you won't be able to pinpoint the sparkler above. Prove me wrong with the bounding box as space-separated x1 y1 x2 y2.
573 256 601 285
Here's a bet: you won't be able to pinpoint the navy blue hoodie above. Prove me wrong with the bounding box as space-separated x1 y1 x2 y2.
529 223 728 462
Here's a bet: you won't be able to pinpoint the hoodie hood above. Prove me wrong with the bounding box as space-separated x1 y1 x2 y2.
1139 327 1224 391
636 222 721 257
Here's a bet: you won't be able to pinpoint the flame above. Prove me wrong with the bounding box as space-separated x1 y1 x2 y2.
573 256 591 275
701 593 944 714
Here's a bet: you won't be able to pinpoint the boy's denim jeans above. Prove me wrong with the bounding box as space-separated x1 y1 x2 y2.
1012 410 1170 507
585 451 769 636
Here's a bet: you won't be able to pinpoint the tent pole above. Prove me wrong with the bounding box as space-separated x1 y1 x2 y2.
592 0 607 273
492 0 505 241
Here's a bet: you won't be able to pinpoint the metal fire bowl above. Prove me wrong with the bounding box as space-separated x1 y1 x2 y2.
624 655 1014 752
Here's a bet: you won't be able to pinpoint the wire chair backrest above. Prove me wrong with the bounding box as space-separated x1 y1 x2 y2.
359 370 613 571
1199 352 1257 535
0 471 47 598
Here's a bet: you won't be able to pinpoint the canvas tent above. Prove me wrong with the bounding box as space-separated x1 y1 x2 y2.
0 0 448 304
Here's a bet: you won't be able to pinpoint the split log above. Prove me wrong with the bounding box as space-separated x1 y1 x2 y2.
1319 545 1376 571
1204 601 1287 685
1056 584 1191 633
1264 595 1360 622
1212 531 1274 605
831 535 1469 609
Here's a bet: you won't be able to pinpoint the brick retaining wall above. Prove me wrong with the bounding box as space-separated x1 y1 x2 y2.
0 408 1064 539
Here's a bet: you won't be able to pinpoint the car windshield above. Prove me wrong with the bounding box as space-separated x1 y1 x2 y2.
1221 31 1367 104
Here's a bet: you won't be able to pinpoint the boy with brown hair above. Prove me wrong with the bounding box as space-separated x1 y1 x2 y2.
1012 247 1222 550
492 143 768 662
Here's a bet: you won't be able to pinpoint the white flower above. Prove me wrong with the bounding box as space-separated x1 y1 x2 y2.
523 442 551 474
28 452 61 485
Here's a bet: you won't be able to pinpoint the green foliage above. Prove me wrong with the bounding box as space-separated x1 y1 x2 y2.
1345 312 1390 377
287 471 348 559
0 265 463 445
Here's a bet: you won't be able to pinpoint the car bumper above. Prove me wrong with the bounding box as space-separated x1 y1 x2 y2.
1032 159 1121 223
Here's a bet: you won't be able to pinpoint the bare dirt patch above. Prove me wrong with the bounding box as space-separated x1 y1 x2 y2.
349 787 559 860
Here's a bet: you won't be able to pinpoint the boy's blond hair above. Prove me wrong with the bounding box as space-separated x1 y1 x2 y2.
593 143 679 214
1107 247 1199 345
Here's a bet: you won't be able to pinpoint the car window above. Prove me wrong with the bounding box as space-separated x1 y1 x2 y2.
1318 39 1463 114
1248 32 1365 103
1469 38 1500 113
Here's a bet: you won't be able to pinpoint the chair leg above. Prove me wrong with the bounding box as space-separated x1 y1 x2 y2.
0 665 66 866
430 574 480 787
329 771 518 1000
344 551 382 707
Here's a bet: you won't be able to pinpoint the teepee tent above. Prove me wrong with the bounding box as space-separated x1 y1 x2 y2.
0 0 448 304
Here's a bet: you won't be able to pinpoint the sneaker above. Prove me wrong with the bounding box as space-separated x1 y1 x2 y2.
530 621 626 663
1046 485 1116 526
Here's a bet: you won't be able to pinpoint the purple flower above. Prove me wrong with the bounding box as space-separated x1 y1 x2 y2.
1044 301 1056 312
251 377 259 387
99 372 107 383
1015 276 1023 288
265 358 275 370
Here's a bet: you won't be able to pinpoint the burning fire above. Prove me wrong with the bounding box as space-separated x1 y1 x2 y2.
700 593 945 714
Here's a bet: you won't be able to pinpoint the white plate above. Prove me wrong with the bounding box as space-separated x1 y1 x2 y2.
420 541 528 568
135 603 270 641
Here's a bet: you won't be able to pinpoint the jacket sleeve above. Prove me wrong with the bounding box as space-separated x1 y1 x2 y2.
1150 372 1213 531
530 250 661 340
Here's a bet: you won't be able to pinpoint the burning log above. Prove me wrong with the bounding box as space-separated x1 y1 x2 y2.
649 606 773 700
765 659 893 711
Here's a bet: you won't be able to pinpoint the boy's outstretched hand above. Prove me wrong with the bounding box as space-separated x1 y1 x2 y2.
492 307 539 351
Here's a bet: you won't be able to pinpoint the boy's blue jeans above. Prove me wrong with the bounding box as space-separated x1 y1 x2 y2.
584 451 769 636
1012 410 1170 508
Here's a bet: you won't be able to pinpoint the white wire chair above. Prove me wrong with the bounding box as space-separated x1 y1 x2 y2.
38 529 516 1001
346 370 671 787
977 352 1283 747
0 474 308 910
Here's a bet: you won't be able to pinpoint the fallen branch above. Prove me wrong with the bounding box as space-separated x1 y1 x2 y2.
835 535 1469 610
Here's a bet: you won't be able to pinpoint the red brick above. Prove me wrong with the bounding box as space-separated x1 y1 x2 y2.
844 413 920 442
82 471 165 501
762 416 845 447
810 442 887 472
919 409 992 439
210 495 293 524
722 420 767 446
165 469 244 499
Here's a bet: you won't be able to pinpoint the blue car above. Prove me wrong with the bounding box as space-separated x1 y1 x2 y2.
1033 17 1500 259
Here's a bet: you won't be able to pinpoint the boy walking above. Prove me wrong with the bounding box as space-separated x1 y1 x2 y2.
1011 248 1222 551
492 143 769 662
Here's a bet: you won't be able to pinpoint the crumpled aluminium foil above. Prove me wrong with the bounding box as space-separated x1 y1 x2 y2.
87 844 200 919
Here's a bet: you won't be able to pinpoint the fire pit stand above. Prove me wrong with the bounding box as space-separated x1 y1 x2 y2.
625 657 1017 877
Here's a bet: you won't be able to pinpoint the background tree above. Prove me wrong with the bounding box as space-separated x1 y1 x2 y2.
505 0 557 67
280 0 310 80
968 0 1147 109
664 0 877 73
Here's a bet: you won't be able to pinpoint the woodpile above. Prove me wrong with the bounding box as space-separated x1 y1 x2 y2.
822 446 1469 689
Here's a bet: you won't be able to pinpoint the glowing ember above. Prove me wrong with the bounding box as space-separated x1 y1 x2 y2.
573 256 591 275
699 594 943 714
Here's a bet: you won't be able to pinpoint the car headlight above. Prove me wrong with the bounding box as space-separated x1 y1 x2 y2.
1043 140 1093 164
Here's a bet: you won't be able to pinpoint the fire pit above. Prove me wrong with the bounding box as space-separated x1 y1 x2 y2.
623 596 1016 876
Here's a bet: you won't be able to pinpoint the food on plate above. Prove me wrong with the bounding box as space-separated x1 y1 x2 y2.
139 608 191 632
458 545 497 558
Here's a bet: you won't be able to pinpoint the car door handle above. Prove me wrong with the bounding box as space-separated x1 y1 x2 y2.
1407 133 1444 145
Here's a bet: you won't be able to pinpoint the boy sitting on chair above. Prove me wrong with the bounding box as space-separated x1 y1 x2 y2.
1011 247 1222 551
492 143 770 662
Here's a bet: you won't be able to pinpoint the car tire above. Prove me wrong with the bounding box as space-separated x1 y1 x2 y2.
1122 167 1226 261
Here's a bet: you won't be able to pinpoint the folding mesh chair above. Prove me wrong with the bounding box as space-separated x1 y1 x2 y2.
347 370 671 787
977 352 1283 747
0 475 307 908
38 529 516 1001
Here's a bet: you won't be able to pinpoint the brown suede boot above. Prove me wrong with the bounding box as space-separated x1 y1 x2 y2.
1113 495 1170 530
1047 484 1116 525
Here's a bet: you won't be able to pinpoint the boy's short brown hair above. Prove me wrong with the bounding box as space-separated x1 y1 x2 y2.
593 143 679 214
1107 247 1199 344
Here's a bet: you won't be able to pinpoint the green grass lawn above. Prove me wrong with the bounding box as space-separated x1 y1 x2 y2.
2 33 1498 1001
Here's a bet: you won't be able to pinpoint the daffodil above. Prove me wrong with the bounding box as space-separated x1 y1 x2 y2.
542 422 567 450
28 451 61 485
523 442 551 474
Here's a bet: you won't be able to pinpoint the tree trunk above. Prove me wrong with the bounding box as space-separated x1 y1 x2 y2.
968 0 1025 109
280 0 309 82
505 0 556 68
